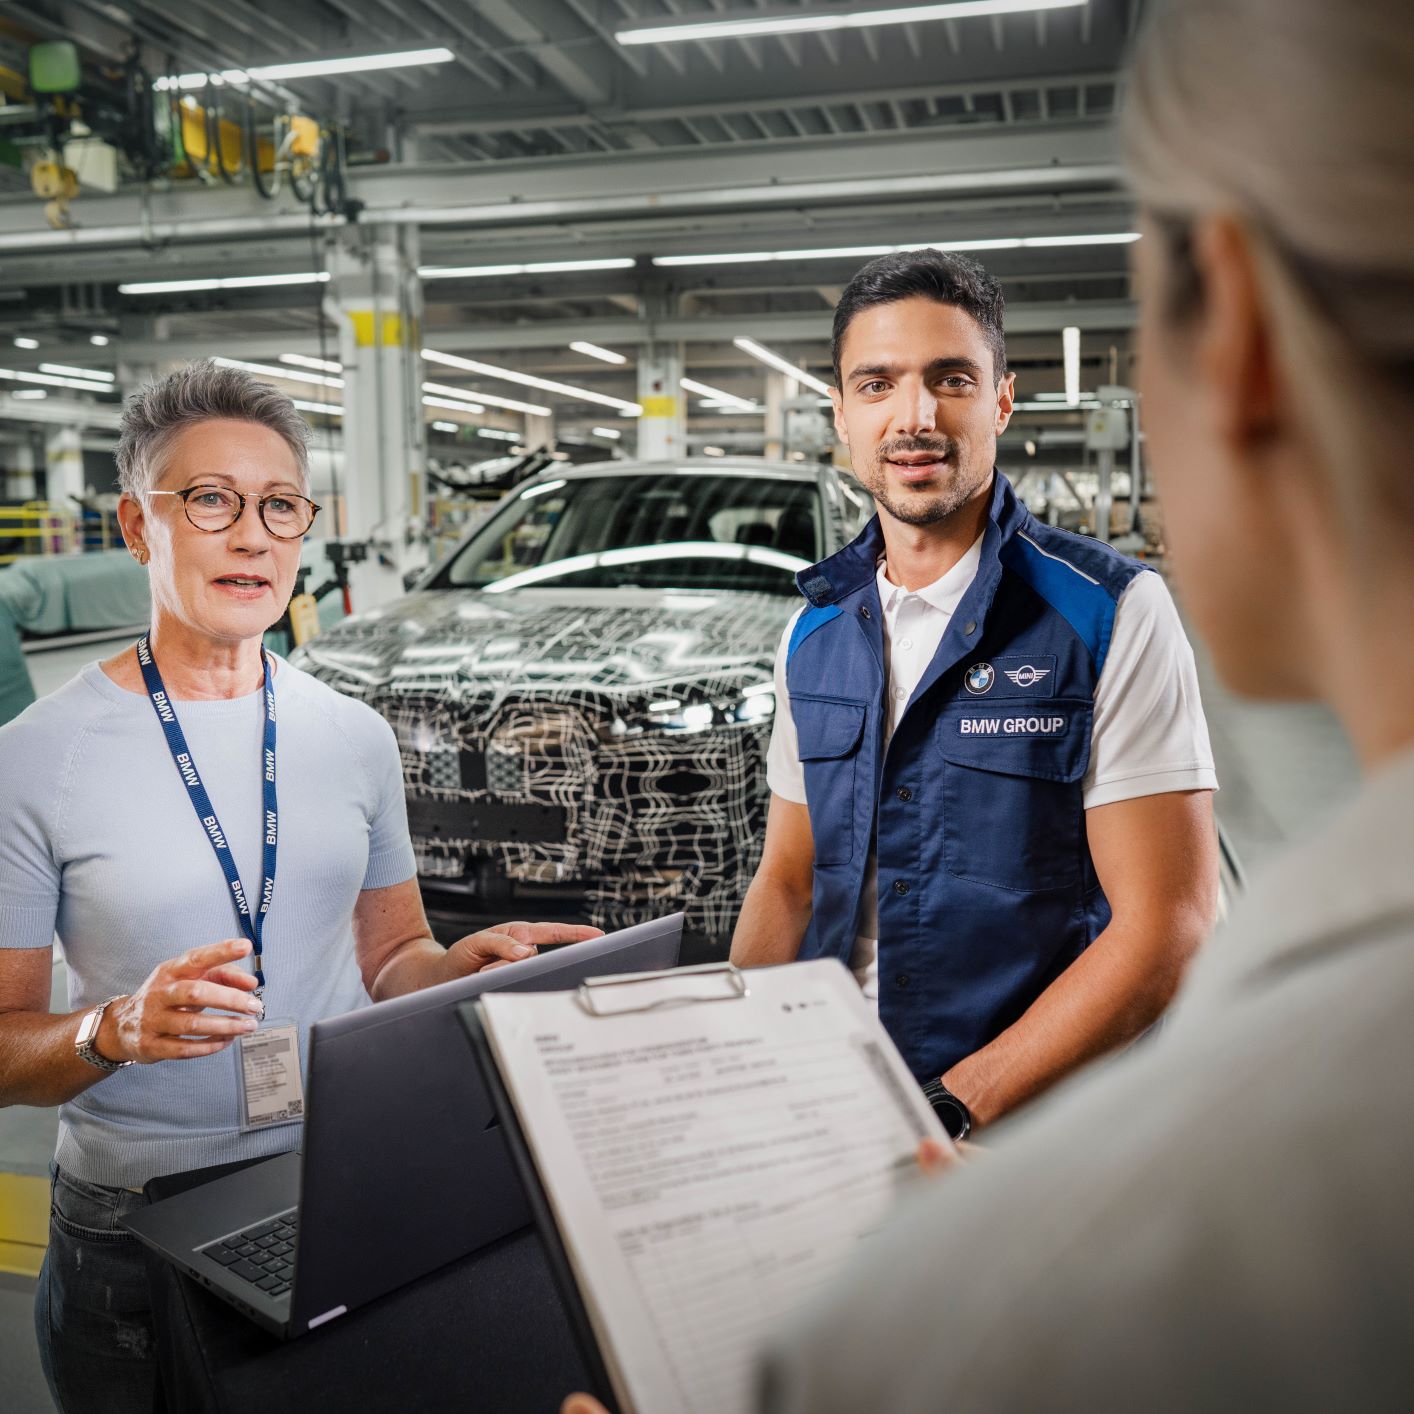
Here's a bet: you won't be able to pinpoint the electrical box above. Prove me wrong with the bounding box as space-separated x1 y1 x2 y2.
1084 407 1130 452
29 42 81 95
62 138 120 194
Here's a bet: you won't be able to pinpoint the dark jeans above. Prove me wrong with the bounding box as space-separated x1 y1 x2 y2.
33 1166 158 1414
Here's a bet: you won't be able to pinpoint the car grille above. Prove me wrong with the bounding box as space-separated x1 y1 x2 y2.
370 687 771 940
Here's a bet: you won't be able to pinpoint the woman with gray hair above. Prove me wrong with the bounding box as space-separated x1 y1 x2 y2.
0 359 599 1413
570 1 1414 1410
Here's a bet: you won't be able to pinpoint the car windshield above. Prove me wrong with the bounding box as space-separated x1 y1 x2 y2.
435 471 824 595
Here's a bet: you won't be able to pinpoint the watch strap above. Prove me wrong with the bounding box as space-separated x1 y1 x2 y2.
76 996 133 1073
921 1078 972 1141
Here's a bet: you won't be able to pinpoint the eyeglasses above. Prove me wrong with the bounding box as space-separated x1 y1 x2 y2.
147 484 322 540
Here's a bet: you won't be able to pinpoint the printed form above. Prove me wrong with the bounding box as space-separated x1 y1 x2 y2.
478 959 946 1414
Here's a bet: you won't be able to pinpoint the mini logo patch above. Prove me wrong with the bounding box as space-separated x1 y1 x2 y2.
964 662 995 695
1003 664 1051 689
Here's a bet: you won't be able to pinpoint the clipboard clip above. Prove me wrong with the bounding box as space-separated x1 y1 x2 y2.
576 962 749 1017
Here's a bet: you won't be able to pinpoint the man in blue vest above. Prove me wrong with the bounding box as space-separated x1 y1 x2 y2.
731 249 1219 1139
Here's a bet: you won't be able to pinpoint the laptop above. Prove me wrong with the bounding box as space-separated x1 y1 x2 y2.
123 914 683 1338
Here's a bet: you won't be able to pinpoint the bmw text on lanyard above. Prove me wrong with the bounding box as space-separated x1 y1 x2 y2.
136 634 278 995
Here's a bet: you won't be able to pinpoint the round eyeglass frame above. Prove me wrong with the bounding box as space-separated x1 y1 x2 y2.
146 484 322 540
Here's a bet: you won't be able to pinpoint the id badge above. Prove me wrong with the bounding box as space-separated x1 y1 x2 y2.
234 1020 305 1131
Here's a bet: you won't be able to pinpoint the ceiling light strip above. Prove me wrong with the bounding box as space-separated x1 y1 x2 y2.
617 0 1085 46
732 339 833 397
422 348 642 416
420 258 634 280
154 48 455 91
421 381 542 417
653 232 1140 267
118 272 330 295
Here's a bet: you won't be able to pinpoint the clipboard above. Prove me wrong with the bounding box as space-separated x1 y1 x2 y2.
459 993 623 1413
457 960 945 1414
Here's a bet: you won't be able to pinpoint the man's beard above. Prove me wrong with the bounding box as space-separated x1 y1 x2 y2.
861 436 982 527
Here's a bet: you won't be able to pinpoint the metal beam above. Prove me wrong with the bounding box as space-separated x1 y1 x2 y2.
29 301 1135 368
406 69 1120 136
0 123 1121 252
474 0 616 106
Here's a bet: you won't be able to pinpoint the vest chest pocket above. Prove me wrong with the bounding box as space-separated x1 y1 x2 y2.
792 694 868 867
934 700 1093 891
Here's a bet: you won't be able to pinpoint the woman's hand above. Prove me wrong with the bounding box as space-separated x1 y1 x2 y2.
444 921 605 977
98 938 265 1064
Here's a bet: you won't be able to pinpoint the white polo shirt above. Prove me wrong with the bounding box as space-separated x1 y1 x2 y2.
766 540 1218 1001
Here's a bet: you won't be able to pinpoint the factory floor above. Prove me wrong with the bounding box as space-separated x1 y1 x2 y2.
0 622 1361 1410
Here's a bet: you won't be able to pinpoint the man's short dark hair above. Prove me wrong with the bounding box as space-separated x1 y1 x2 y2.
831 249 1007 388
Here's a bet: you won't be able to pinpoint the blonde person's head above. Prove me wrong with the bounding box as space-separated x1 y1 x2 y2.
1120 0 1414 712
1124 0 1414 543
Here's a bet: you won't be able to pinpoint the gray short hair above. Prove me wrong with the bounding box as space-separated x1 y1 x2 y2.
116 359 311 498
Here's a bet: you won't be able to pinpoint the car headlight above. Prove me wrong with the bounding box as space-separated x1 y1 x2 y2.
600 683 775 739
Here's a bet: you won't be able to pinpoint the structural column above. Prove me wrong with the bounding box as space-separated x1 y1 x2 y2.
44 425 85 507
324 222 426 610
636 347 685 461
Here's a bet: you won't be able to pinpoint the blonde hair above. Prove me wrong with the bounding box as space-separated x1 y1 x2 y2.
1123 0 1414 536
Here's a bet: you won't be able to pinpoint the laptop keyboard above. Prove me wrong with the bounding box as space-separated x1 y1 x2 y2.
199 1210 298 1298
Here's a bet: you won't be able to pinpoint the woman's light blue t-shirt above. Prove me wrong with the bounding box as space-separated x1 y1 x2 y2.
0 655 416 1187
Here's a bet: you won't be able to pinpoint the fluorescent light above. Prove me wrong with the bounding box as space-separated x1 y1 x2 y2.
681 377 758 413
702 446 726 457
154 47 455 91
430 420 459 433
10 388 47 399
12 336 38 349
0 367 112 393
590 427 622 440
654 232 1139 268
422 392 491 415
619 0 1085 45
292 398 343 416
571 341 629 366
733 338 832 397
1033 392 1073 401
1063 326 1081 406
478 428 520 442
279 353 342 374
654 252 777 268
118 272 330 295
422 348 642 416
422 381 536 416
89 334 110 347
213 356 344 389
419 258 635 280
40 362 114 383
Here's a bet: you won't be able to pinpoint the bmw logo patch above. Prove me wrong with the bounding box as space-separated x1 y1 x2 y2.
965 662 995 695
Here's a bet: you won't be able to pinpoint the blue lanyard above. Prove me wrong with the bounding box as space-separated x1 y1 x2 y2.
136 635 278 992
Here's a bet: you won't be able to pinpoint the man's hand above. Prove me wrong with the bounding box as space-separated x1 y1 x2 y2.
444 921 604 979
561 1397 609 1414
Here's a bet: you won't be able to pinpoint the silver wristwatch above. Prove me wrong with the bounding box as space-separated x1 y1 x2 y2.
75 996 133 1074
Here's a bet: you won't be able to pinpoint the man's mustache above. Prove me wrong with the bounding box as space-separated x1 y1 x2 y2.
877 438 959 461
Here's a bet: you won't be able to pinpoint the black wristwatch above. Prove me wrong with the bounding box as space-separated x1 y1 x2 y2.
921 1079 972 1142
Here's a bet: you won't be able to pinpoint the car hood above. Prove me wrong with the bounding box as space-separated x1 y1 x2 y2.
293 586 796 698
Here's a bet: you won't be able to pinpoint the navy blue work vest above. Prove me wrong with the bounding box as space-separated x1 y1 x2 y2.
787 471 1151 1082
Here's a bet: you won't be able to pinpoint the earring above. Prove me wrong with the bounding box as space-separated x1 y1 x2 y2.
131 545 149 565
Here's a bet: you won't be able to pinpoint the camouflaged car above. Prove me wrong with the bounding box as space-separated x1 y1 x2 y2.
291 459 872 957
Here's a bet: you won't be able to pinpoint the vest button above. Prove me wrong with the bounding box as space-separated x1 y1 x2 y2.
893 880 910 896
860 606 872 620
964 620 977 635
896 786 913 802
896 973 911 989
